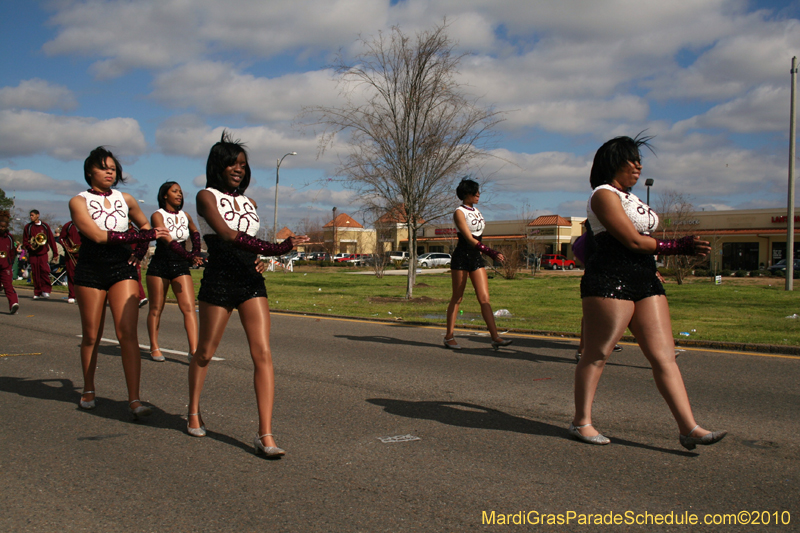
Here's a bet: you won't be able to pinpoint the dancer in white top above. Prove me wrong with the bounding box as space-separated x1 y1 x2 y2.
145 182 204 362
443 178 511 351
68 146 169 419
187 132 309 457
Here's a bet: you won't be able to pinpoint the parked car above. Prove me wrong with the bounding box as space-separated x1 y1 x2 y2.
308 252 331 261
333 253 349 261
416 252 451 268
281 251 304 264
541 254 576 270
385 251 409 261
767 258 800 273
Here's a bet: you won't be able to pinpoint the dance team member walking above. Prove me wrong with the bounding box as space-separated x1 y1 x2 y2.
146 181 203 362
571 135 726 450
0 210 20 314
188 133 308 457
59 220 81 304
69 147 169 418
23 209 58 299
443 178 511 351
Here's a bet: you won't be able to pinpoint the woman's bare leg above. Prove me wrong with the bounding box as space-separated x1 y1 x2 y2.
188 301 232 429
628 295 710 437
106 280 145 406
146 275 170 353
469 268 502 342
237 297 280 448
171 275 199 355
573 297 634 437
76 285 108 402
445 270 469 344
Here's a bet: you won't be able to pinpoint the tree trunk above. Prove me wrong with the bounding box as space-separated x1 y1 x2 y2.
406 221 417 298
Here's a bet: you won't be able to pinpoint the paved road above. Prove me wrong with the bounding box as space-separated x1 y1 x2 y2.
1 289 798 532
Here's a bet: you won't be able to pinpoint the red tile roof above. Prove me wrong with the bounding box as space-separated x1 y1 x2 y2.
324 213 364 229
528 215 571 227
276 227 295 240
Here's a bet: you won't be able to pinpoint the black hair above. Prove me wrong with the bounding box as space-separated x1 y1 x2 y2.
83 146 125 187
205 131 251 193
456 178 480 201
589 133 654 190
157 181 183 210
29 209 40 215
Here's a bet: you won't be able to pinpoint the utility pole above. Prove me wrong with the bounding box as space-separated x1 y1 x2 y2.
787 56 797 291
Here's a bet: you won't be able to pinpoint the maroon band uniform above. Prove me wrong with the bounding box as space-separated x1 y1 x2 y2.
23 220 57 297
59 221 82 300
0 229 19 311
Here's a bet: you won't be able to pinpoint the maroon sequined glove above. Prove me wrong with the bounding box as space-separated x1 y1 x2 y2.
190 231 202 256
233 232 294 256
168 239 194 260
107 228 157 245
654 235 696 256
475 241 501 261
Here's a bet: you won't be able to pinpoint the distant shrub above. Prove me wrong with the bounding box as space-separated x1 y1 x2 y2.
693 269 710 277
733 270 748 277
719 269 732 277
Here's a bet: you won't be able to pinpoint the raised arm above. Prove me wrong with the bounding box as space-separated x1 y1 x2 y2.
592 189 710 256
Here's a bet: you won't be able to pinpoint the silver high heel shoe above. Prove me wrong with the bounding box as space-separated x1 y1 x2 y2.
129 400 152 420
491 338 512 350
568 423 611 445
679 424 727 450
254 433 285 457
574 350 581 362
443 337 462 350
79 390 96 410
150 348 165 362
187 413 206 437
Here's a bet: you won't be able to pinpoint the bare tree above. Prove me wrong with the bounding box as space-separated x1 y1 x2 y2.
654 190 704 284
296 215 327 253
304 22 503 298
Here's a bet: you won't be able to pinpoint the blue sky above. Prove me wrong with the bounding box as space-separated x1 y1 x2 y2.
1 0 799 231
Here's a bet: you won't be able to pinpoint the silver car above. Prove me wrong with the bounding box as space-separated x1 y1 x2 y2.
416 252 451 268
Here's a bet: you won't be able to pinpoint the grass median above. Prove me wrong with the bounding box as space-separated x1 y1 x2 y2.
20 267 800 346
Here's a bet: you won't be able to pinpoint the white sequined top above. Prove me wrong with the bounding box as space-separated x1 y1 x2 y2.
587 184 658 235
77 190 129 232
158 208 190 242
456 205 485 237
198 188 260 237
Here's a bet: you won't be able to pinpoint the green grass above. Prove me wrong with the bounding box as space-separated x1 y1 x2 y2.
18 269 800 345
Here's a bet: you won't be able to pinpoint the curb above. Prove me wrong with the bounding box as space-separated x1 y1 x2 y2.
13 286 799 357
269 309 800 357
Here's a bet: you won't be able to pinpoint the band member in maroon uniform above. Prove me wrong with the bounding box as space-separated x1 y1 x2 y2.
59 220 82 304
23 209 58 299
69 146 169 418
0 210 20 314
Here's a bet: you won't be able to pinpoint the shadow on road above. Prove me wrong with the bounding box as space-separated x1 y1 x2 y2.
0 376 252 453
336 334 652 369
367 398 694 457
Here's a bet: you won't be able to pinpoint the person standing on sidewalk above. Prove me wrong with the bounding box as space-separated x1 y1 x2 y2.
23 209 58 299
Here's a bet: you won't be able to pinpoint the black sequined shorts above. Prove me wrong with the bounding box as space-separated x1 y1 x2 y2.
74 240 139 291
450 235 485 272
146 248 191 281
580 232 665 302
198 237 266 308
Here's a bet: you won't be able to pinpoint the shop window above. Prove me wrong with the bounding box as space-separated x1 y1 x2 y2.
722 242 759 271
429 246 444 253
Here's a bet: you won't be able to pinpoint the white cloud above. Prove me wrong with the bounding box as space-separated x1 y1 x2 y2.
485 148 591 192
0 110 146 161
152 62 340 121
0 79 77 111
155 120 339 169
0 168 84 195
697 203 735 211
674 85 789 133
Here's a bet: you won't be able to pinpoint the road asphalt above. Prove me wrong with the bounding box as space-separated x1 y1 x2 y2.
1 289 798 532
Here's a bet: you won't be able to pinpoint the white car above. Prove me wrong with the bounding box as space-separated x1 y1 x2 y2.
416 252 451 268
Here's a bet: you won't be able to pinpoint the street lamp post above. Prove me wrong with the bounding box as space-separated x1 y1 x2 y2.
332 207 337 257
645 178 654 205
273 151 297 241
